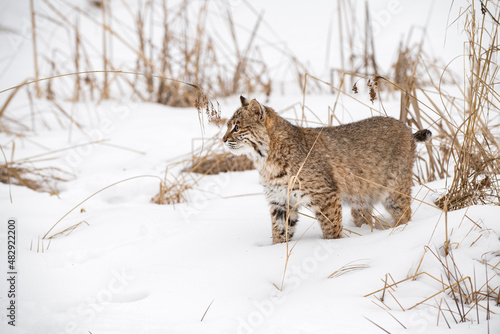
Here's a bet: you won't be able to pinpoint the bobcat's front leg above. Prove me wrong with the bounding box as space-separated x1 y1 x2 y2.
265 185 299 244
269 201 298 244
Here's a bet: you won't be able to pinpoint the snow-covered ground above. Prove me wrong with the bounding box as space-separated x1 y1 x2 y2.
1 1 499 333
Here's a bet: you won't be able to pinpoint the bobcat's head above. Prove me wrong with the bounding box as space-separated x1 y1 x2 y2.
222 96 270 160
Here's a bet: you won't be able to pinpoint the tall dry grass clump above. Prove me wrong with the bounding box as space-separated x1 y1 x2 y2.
436 1 500 210
22 0 304 107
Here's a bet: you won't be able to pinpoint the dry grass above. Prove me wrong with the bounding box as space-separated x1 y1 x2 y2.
151 169 192 205
435 1 500 210
365 244 499 325
27 0 289 106
364 200 499 327
0 140 69 196
0 163 66 195
47 220 89 239
185 152 254 175
328 260 370 279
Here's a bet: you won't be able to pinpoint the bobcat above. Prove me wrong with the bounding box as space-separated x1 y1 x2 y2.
222 96 431 244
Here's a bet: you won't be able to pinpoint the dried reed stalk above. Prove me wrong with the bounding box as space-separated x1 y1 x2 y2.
101 0 109 99
29 0 41 98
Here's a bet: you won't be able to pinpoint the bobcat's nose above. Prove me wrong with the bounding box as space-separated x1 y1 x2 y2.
222 135 227 143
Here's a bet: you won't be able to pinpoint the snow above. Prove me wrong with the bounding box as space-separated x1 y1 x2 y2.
1 0 500 333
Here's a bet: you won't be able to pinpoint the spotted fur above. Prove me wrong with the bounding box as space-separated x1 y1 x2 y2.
222 97 431 244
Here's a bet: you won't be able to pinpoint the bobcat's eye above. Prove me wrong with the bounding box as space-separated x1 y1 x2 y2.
233 124 240 132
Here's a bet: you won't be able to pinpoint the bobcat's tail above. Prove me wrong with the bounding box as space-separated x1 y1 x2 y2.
413 129 432 142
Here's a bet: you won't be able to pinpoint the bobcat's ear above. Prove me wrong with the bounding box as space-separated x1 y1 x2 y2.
240 96 249 107
249 99 266 121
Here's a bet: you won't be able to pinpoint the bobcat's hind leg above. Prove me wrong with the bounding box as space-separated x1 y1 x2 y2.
270 202 298 244
313 192 343 239
351 205 373 227
383 191 412 226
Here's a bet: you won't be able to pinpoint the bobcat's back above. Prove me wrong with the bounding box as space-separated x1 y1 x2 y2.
315 116 416 201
